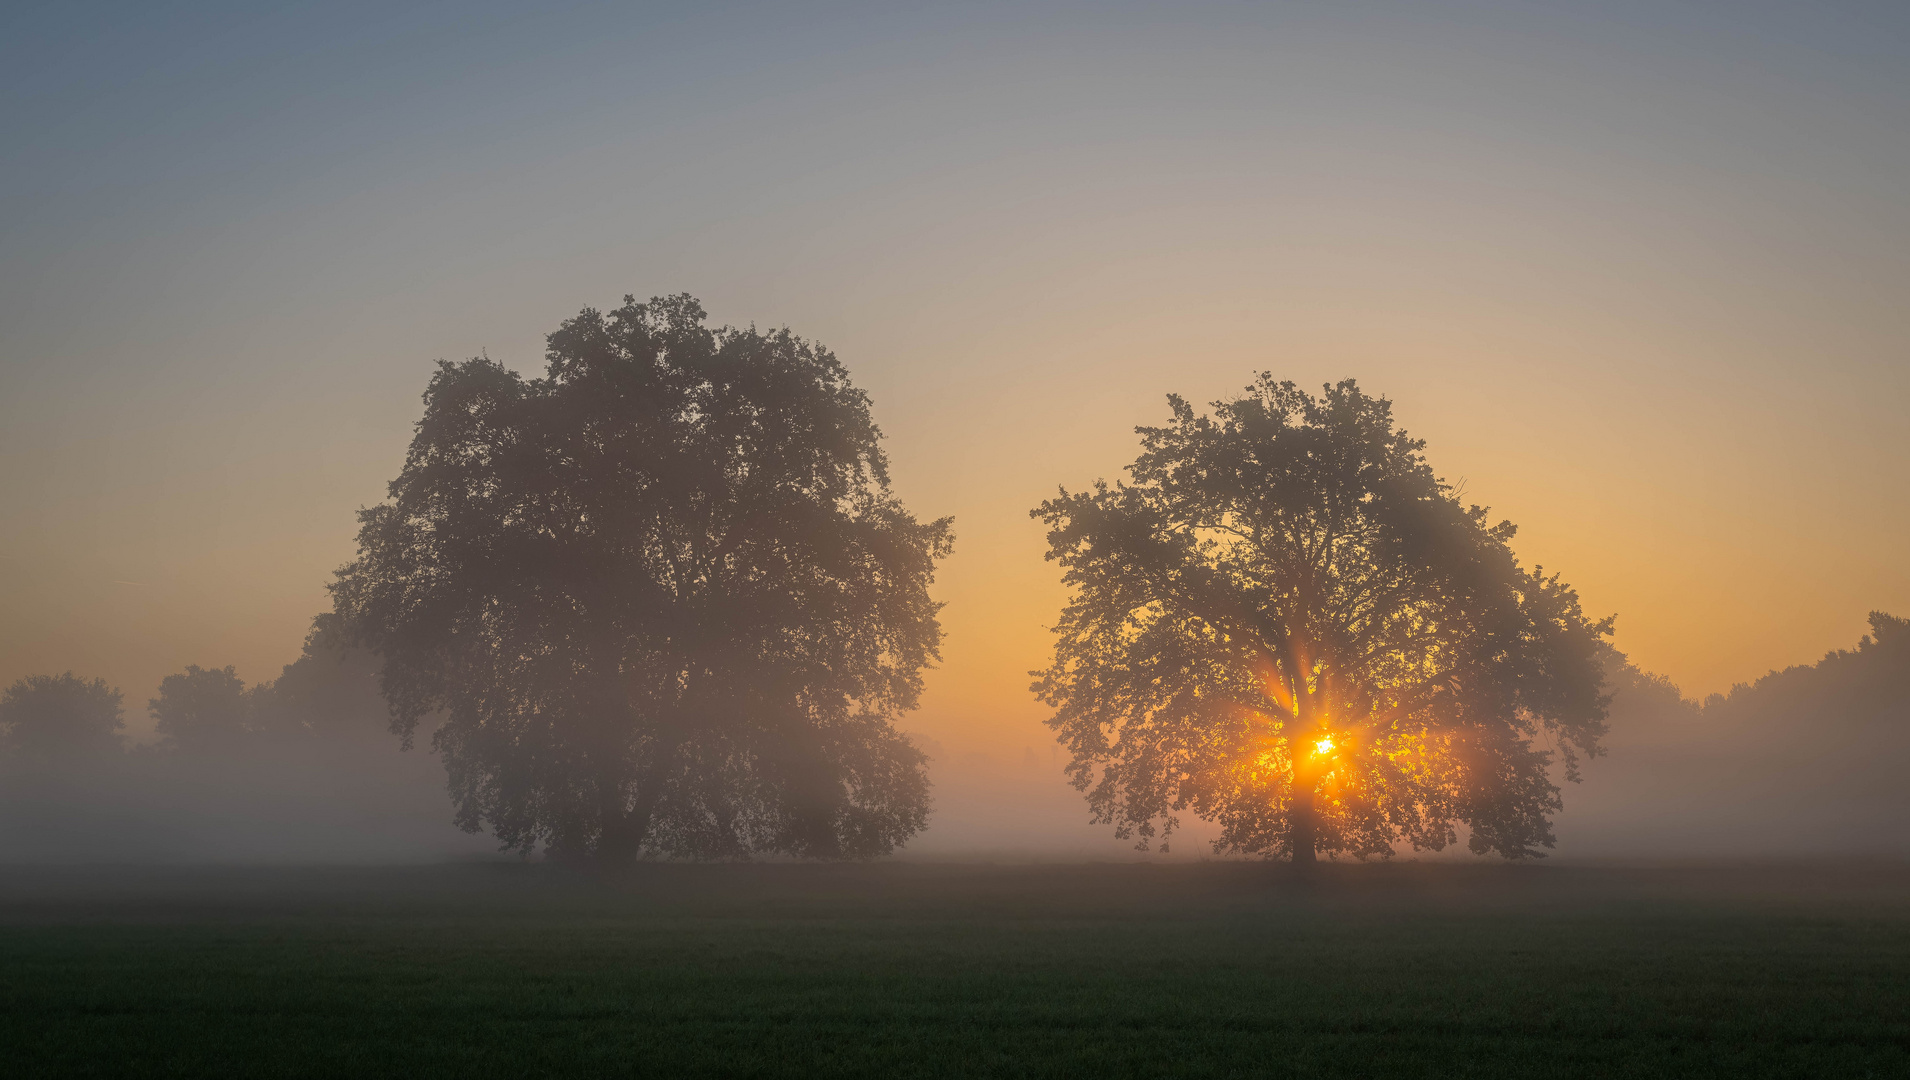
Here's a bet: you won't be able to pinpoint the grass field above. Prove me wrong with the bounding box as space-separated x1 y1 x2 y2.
1 860 1905 1078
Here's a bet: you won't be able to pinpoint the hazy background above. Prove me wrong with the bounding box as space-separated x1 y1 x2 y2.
3 1 1906 858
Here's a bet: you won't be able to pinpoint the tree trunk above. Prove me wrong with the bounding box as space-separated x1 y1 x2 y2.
594 744 677 864
1290 673 1320 866
1290 783 1318 865
595 813 641 864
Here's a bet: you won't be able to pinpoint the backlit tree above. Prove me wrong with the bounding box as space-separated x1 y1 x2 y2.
1032 378 1610 862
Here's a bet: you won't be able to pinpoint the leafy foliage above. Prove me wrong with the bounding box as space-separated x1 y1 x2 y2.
1033 378 1610 860
0 673 124 761
333 294 952 860
143 619 391 756
1567 612 1908 855
1702 611 1908 726
0 622 476 863
149 665 251 753
255 614 391 744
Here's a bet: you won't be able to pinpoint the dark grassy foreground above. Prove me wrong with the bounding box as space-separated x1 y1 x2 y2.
1 860 1906 1078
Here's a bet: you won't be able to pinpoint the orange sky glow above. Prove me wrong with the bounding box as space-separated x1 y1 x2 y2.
3 5 1905 781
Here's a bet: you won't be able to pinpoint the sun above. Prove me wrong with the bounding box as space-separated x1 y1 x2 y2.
1314 735 1335 757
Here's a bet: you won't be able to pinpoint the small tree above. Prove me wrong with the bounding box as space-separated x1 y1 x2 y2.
334 294 952 861
149 665 252 753
0 673 125 761
1033 378 1610 862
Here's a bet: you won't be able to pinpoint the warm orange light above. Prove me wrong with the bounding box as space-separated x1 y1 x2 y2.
1314 735 1335 756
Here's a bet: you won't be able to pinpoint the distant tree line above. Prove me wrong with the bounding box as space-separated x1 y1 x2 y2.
0 616 387 768
3 293 1902 863
1592 611 1908 737
0 614 464 863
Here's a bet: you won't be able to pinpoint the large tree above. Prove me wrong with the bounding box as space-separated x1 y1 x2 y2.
1032 378 1609 862
333 294 952 861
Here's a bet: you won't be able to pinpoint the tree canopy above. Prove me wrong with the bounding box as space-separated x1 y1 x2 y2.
1032 378 1610 861
0 673 124 762
259 613 391 744
333 294 952 861
139 623 390 756
149 665 251 753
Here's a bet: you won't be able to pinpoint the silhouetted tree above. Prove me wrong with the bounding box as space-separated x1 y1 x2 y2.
1576 610 1910 855
1033 378 1610 862
0 673 125 761
255 613 389 743
1701 610 1908 730
149 665 253 753
333 294 951 861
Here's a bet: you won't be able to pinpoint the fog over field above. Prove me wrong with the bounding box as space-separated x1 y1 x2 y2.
2 613 1902 863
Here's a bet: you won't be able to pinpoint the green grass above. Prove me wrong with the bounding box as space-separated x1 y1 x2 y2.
1 861 1906 1077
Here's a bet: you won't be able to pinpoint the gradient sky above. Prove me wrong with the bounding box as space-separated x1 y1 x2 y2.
3 1 1907 762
